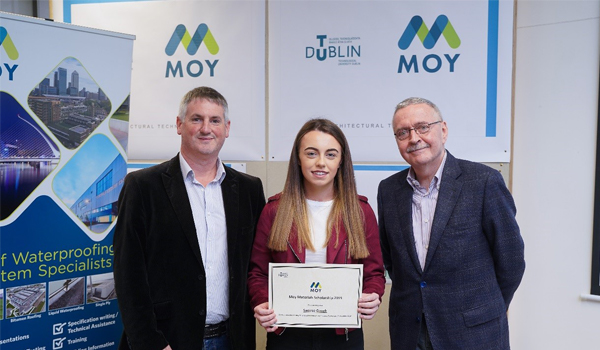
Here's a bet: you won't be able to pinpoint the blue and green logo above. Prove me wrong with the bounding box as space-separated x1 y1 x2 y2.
310 282 322 292
165 24 220 78
396 15 461 74
0 26 19 60
398 15 460 50
165 24 219 56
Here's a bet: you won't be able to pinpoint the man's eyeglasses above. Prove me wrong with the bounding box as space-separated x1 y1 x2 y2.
394 121 442 141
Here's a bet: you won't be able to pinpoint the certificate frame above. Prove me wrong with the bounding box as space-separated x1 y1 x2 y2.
268 263 363 328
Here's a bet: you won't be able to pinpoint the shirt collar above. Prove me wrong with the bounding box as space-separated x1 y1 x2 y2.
179 153 226 185
407 151 447 192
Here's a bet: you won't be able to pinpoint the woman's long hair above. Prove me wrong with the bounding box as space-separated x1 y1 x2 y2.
267 119 370 259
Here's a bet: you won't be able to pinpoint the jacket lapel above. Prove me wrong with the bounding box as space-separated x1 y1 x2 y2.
327 221 348 263
424 152 462 271
396 174 423 274
221 166 239 263
163 155 204 267
287 225 305 263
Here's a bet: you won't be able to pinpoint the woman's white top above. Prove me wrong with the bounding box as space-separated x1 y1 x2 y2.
305 199 333 264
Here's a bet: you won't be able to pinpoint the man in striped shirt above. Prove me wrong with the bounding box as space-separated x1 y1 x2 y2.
377 97 525 350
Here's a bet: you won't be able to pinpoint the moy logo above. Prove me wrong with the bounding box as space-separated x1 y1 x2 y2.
398 15 460 50
396 15 461 74
165 24 219 78
310 282 322 293
165 24 219 56
0 26 19 81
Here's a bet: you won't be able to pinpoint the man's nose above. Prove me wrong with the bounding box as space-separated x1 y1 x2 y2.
200 122 211 133
407 128 420 142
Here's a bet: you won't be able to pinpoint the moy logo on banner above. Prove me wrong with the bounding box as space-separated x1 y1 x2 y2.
165 24 219 78
0 26 19 81
397 15 461 74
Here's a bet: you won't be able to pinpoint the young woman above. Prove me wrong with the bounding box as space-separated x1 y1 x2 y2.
248 119 385 349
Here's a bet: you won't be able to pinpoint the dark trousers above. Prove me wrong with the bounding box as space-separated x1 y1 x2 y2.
267 328 364 350
417 316 434 350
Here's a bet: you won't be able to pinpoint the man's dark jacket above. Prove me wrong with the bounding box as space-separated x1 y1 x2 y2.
378 151 525 350
113 155 266 350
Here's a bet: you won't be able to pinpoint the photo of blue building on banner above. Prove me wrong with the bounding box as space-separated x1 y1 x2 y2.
53 134 126 234
69 154 126 232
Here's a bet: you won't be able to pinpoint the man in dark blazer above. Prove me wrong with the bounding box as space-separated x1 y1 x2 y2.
378 97 525 350
113 87 266 350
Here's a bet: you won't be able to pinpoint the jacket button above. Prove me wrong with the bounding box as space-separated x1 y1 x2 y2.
198 275 204 281
416 316 421 322
420 281 427 288
199 310 205 316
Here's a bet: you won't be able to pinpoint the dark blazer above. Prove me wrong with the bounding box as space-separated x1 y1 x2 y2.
377 151 525 350
113 155 266 350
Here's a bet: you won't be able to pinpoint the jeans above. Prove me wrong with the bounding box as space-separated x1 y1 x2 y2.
202 333 230 350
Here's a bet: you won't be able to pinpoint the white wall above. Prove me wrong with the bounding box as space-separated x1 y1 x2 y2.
510 1 600 349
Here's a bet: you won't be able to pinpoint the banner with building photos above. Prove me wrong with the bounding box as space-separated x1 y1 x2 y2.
0 12 133 349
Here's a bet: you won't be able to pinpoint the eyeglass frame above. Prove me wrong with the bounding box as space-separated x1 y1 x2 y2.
393 120 443 141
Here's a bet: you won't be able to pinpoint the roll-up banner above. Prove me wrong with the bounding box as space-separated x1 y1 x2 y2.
0 12 134 349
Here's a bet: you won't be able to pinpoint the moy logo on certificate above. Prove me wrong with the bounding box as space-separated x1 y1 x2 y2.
397 15 461 74
309 282 322 293
0 26 19 81
165 24 219 78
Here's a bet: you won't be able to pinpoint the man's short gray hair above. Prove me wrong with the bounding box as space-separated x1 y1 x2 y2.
394 97 443 121
178 86 229 122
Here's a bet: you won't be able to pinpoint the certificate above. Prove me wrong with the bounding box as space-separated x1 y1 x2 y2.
268 263 363 328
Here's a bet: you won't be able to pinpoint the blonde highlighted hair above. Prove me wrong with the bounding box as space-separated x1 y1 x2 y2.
267 119 370 259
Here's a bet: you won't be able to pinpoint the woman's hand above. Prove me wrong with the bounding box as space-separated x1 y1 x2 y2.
357 292 381 320
254 302 279 332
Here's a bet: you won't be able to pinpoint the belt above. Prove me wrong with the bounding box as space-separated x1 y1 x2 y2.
204 320 228 339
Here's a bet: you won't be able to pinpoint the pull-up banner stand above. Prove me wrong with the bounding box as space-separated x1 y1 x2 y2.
0 12 134 349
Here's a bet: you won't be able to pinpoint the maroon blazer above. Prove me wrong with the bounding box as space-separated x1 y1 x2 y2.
248 193 386 335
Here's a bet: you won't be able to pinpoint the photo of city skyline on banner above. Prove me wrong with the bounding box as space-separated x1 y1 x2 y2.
28 57 111 149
